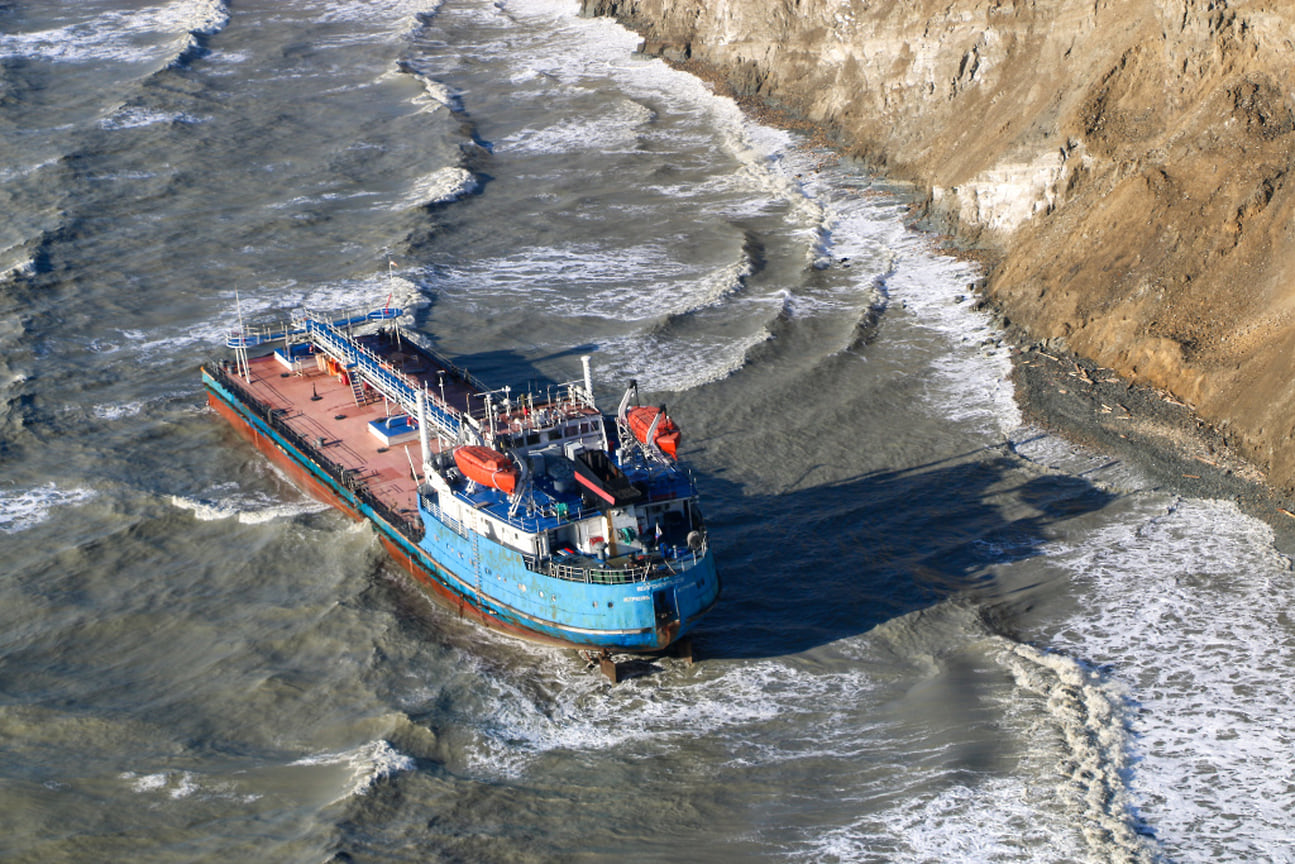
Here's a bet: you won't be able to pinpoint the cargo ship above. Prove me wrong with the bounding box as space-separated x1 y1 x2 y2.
201 305 720 670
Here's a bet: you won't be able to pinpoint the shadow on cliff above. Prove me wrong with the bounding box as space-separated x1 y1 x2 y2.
694 447 1115 660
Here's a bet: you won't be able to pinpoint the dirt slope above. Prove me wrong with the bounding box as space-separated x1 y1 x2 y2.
583 0 1295 490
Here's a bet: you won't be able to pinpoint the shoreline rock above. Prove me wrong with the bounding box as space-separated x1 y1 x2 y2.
1008 336 1295 550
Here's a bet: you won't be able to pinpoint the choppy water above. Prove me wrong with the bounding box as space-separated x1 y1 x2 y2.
2 1 1292 861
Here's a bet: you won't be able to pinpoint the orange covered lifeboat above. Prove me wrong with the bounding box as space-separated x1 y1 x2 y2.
626 405 680 459
453 445 518 495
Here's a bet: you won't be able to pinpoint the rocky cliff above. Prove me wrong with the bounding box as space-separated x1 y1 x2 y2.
582 0 1295 490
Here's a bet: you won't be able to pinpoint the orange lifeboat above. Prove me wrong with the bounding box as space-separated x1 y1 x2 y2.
453 445 518 495
626 406 680 458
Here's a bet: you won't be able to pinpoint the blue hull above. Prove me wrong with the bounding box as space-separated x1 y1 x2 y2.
204 369 720 652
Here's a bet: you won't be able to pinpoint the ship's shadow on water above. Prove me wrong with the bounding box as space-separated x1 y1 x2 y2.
412 342 599 396
696 451 1116 659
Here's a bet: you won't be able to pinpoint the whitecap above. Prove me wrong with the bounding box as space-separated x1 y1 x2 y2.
92 401 147 421
585 251 755 322
0 484 97 534
433 240 747 324
99 106 204 131
124 771 171 794
0 157 60 185
794 774 1091 863
593 325 772 393
316 0 445 30
0 251 36 284
0 0 229 68
1008 425 1154 492
168 490 329 525
120 769 260 802
1037 497 1295 862
466 657 872 778
499 97 656 155
397 166 478 210
409 75 463 113
880 242 1020 437
289 739 414 799
996 640 1156 861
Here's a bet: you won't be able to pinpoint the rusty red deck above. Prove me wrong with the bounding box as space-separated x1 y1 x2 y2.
225 352 436 518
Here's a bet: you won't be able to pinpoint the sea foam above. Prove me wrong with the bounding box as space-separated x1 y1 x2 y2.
289 739 415 799
99 105 205 130
397 166 478 209
168 487 329 526
465 655 871 779
0 0 229 67
317 0 444 30
1038 496 1295 862
0 484 97 534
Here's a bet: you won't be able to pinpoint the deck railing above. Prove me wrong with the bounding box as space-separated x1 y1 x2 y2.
303 318 463 439
521 554 654 585
518 540 707 586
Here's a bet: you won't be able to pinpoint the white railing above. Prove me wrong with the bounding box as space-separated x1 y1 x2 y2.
304 317 462 440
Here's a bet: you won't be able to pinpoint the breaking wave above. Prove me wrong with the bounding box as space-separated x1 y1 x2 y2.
465 656 872 779
500 96 655 155
431 239 744 321
406 70 464 113
997 640 1158 861
0 249 37 285
289 739 415 800
317 0 445 31
795 774 1092 863
593 324 773 393
398 166 478 209
1038 496 1295 862
0 0 229 69
168 489 330 525
0 484 98 534
98 105 206 130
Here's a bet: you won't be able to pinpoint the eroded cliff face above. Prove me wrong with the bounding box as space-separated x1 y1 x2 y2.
583 0 1295 490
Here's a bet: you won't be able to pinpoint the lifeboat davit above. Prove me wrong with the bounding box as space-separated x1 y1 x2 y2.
453 445 518 495
626 406 680 459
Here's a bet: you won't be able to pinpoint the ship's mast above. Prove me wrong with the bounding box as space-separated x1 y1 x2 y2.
416 389 432 475
233 286 251 380
580 355 595 408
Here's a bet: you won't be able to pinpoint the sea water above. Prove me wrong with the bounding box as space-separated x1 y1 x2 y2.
1 1 1292 861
